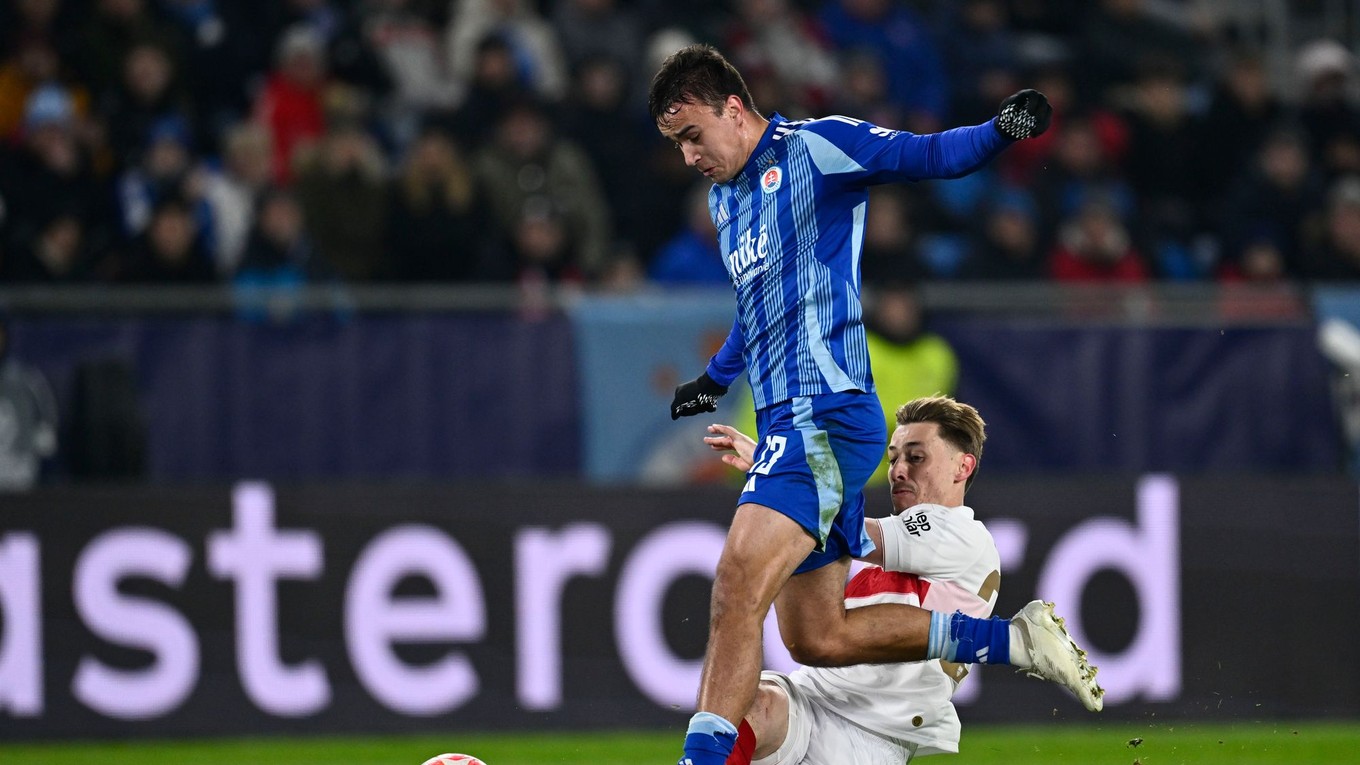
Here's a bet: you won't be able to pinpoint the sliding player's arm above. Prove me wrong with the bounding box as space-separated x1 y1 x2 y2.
703 423 758 472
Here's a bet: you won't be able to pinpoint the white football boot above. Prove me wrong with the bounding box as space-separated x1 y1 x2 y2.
1010 600 1105 712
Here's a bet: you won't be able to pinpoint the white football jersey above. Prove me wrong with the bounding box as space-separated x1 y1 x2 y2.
786 504 999 756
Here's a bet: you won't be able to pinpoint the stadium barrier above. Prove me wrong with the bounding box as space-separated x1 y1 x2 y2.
3 284 1340 483
2 475 1356 739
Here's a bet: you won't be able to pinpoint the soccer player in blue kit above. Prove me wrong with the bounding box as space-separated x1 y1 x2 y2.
648 45 1100 765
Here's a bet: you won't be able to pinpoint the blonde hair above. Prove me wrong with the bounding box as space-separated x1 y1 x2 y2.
895 396 987 490
402 132 474 214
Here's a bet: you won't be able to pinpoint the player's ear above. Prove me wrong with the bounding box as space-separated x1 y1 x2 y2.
726 94 744 118
956 452 978 484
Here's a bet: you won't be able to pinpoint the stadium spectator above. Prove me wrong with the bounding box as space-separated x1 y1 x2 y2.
446 0 569 103
293 118 390 281
0 315 59 491
202 122 274 276
1216 126 1324 281
1002 0 1085 38
935 0 1022 126
500 195 583 285
1 0 73 60
722 0 839 115
1121 58 1206 278
115 115 213 247
0 34 93 142
859 185 927 285
1074 0 1202 105
233 187 324 285
437 32 529 147
121 196 216 283
825 48 902 130
102 41 196 168
385 126 494 281
818 0 950 132
76 0 187 101
1295 40 1360 171
262 0 346 48
157 0 263 139
960 186 1046 280
349 0 460 151
0 85 115 278
1049 195 1149 282
1195 50 1288 214
473 98 613 278
1300 175 1360 281
1031 112 1135 250
1 207 91 283
559 54 655 261
648 180 727 286
551 0 645 78
254 24 330 185
997 65 1127 188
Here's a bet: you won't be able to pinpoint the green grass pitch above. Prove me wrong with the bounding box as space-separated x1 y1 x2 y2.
2 722 1358 764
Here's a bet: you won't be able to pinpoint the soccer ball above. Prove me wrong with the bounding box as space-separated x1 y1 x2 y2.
421 755 488 765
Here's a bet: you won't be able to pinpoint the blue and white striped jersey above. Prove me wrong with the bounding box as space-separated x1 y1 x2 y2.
704 113 1009 410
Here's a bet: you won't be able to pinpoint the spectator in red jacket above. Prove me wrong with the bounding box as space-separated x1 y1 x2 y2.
1049 195 1149 282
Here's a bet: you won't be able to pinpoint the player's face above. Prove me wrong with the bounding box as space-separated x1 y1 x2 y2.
658 97 749 184
886 421 971 512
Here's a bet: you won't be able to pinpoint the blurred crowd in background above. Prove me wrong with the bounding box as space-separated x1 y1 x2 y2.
2 0 1360 292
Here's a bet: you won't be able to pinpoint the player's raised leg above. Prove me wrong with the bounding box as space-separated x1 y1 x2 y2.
682 502 815 765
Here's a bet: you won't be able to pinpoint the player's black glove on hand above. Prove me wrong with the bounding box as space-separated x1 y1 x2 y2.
994 89 1052 140
670 372 727 420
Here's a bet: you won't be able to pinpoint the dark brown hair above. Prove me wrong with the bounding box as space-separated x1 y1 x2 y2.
648 44 758 127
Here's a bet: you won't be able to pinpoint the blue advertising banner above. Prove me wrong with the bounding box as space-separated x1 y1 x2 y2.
569 293 1341 481
7 313 580 481
567 290 743 484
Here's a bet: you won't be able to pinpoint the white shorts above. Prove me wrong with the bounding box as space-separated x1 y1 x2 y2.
752 672 920 765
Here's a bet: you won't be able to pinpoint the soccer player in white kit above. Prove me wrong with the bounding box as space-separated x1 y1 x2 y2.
703 396 1096 764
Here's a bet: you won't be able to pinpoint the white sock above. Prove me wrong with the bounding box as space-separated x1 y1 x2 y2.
1009 622 1033 669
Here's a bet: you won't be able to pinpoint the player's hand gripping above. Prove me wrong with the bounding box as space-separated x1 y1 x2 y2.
994 89 1052 140
704 423 757 472
670 372 727 420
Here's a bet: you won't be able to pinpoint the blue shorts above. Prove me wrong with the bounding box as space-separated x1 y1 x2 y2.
740 390 887 574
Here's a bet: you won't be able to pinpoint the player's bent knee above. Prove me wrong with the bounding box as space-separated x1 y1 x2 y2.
746 680 790 760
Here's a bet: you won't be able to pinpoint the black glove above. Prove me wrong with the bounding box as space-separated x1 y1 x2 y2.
994 89 1052 140
670 372 727 420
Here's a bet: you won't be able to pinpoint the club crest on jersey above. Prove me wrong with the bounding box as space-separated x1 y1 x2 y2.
761 166 783 194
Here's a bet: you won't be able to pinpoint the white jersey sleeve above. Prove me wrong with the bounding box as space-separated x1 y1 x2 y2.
878 504 998 604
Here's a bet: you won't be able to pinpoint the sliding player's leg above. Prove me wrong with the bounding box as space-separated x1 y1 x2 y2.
775 564 1102 711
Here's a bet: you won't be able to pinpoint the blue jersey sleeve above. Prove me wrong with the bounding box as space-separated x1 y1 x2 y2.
705 316 746 387
794 116 1010 189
